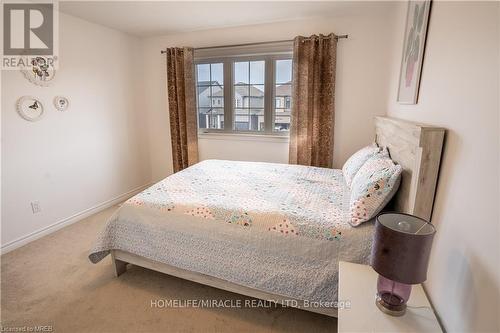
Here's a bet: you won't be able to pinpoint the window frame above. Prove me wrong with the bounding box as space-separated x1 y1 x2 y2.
195 53 292 136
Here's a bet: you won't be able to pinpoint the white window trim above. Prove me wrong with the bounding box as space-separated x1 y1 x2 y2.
198 132 289 143
195 45 292 137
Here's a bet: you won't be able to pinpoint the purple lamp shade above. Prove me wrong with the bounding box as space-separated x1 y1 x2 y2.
370 212 436 316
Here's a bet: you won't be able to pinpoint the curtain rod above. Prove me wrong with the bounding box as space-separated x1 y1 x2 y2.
160 34 348 54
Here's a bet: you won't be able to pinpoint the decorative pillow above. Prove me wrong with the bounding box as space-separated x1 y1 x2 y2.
349 156 402 226
342 143 381 187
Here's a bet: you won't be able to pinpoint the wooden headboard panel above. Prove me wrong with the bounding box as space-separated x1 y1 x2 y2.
374 116 445 222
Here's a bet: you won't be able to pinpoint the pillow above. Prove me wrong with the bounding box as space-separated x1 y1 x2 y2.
342 143 381 187
349 155 402 226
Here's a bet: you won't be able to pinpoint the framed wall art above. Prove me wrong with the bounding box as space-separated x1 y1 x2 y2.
397 0 432 104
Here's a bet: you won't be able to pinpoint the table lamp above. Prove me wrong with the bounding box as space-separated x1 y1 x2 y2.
370 212 436 316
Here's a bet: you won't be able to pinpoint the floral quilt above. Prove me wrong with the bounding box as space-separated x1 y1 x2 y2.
89 160 374 307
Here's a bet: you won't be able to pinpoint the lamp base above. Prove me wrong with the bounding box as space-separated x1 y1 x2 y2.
375 274 411 317
376 294 407 317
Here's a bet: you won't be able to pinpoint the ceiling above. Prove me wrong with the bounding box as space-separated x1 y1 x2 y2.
59 1 393 37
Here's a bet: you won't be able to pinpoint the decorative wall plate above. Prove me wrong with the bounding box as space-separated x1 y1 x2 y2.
54 96 69 111
21 57 56 87
17 96 44 122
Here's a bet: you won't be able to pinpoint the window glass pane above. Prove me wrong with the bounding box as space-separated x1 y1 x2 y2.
275 84 291 109
208 108 224 129
234 85 250 108
276 59 292 84
197 107 211 129
234 109 249 116
273 59 292 132
234 60 266 132
249 84 264 108
250 61 265 84
235 120 249 131
249 108 264 115
211 63 223 85
197 86 211 107
197 64 210 83
249 109 265 131
199 108 224 129
274 115 290 131
234 109 250 131
234 62 249 84
211 85 224 107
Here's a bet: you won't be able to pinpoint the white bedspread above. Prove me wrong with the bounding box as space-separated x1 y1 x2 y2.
89 160 374 306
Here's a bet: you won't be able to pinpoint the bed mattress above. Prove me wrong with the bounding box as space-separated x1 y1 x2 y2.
89 159 374 306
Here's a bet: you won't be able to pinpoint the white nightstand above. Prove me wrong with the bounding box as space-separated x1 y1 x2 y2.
338 261 442 333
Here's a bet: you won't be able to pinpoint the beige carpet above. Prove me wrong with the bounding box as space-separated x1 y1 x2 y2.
1 205 337 332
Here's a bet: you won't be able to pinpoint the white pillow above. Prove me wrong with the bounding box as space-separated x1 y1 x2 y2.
342 143 381 187
349 155 402 226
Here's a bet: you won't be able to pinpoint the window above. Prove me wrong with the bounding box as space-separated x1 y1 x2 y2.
195 54 292 134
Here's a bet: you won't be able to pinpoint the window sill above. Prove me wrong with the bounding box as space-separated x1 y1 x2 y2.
198 132 289 143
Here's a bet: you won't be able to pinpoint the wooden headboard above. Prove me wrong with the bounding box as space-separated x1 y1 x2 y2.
374 116 445 222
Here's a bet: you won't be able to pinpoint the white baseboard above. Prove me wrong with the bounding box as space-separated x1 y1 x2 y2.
1 183 152 255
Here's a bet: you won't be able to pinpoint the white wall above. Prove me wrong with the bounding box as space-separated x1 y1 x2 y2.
1 13 151 250
198 133 289 163
387 2 499 332
141 6 402 181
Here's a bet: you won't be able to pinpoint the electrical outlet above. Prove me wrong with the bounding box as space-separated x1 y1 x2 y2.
31 201 41 214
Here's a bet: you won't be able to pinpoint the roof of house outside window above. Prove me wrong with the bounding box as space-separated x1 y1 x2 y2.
275 82 291 96
211 83 264 98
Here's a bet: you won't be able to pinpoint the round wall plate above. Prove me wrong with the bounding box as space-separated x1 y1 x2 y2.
54 96 69 111
17 96 44 122
21 56 56 87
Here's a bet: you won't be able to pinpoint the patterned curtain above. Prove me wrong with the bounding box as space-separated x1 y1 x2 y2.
166 47 199 172
289 34 337 168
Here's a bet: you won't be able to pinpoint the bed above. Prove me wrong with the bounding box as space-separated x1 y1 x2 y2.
89 116 445 317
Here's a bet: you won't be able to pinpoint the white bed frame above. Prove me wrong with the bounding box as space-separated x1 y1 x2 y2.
111 116 445 318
